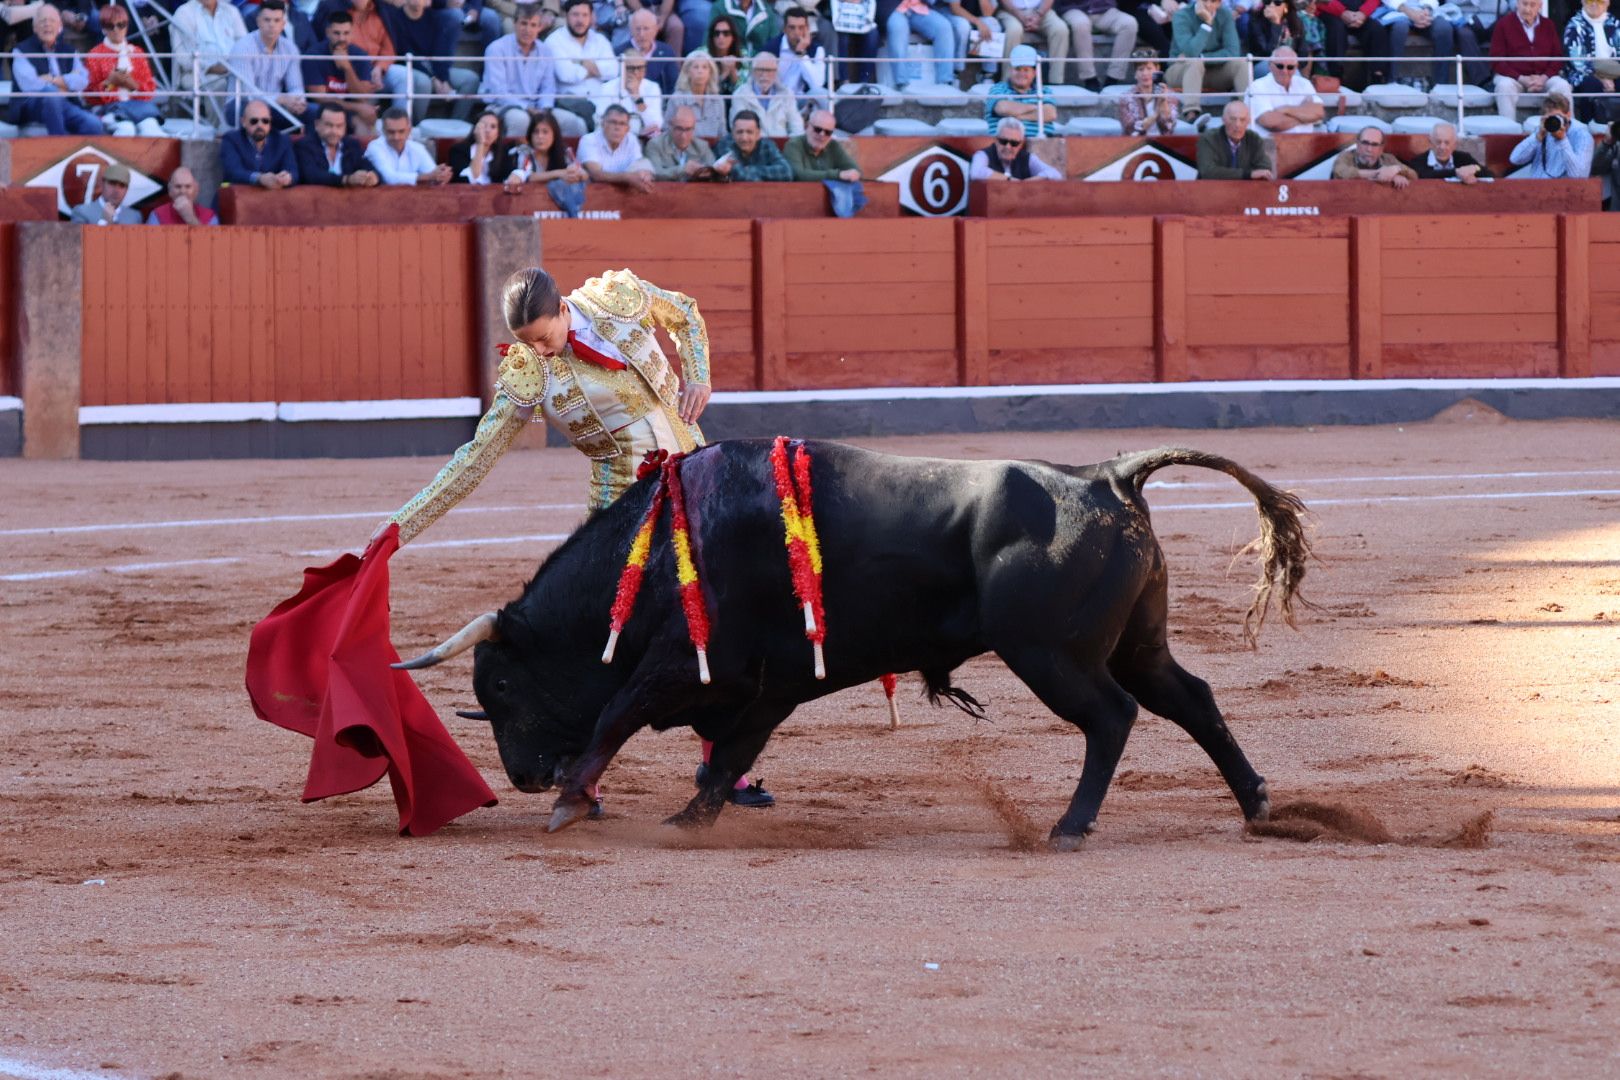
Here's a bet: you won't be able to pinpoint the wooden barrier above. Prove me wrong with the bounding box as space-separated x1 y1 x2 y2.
79 225 477 406
0 188 60 224
969 179 1602 218
219 181 901 225
61 211 1620 412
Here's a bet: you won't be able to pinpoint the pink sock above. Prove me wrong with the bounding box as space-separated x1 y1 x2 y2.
701 739 751 789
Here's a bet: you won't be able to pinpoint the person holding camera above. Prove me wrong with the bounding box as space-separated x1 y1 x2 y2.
1509 92 1594 178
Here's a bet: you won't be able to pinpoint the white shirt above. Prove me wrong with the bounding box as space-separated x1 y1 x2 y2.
171 0 247 85
1586 12 1615 59
577 128 648 173
365 138 439 185
594 76 663 137
1244 71 1323 135
566 301 628 362
545 26 617 97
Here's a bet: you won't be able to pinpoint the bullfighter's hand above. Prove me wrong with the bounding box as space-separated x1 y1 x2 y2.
679 382 711 423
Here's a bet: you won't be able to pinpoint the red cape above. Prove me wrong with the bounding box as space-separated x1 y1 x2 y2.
245 524 496 835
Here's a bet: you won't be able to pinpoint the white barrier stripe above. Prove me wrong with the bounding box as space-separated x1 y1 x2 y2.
1145 468 1620 491
277 398 482 422
711 376 1620 404
0 395 21 412
1 556 244 583
80 402 277 425
0 503 587 538
7 488 1618 585
0 1054 134 1080
77 398 483 425
1154 488 1620 511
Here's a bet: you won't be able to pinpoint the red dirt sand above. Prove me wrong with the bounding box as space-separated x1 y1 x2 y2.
3 420 1619 1078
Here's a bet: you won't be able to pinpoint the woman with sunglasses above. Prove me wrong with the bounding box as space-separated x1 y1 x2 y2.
695 14 750 95
84 4 163 135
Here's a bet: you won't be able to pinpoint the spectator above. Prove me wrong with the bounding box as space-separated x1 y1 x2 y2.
1167 0 1248 122
1331 124 1417 185
971 114 1064 177
387 0 479 123
1246 0 1303 62
1406 120 1490 180
1058 0 1137 91
294 99 381 184
1564 0 1620 123
1245 46 1323 132
447 0 503 51
483 2 558 136
364 105 454 183
498 109 589 212
84 4 162 135
712 107 794 178
1491 0 1571 119
1375 0 1469 91
220 99 299 186
303 8 381 134
548 0 617 132
888 0 958 90
1195 98 1273 177
669 52 727 136
147 167 221 225
985 42 1058 136
171 0 248 111
52 0 97 41
645 102 720 177
831 0 882 85
70 162 141 223
578 102 657 189
948 0 1005 89
731 50 802 134
772 6 828 108
712 0 776 53
1117 0 1177 57
996 0 1067 84
1318 0 1389 85
449 109 504 182
226 0 307 127
620 7 679 95
9 5 105 135
697 15 749 94
667 0 708 54
1119 46 1179 134
786 106 863 178
596 47 665 135
1510 92 1594 176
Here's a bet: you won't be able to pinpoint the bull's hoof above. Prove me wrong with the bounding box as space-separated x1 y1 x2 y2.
1048 831 1088 853
546 797 594 834
1243 780 1271 823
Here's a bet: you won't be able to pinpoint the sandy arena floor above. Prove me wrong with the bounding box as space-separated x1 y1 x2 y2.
2 415 1618 1079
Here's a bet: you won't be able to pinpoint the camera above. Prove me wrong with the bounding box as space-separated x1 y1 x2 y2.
1544 114 1564 134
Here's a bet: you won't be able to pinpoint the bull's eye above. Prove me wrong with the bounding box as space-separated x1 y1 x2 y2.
495 678 509 695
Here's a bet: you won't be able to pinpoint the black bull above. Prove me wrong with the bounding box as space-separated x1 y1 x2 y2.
397 440 1312 849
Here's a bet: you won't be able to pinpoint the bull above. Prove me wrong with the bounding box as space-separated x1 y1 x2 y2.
397 440 1311 850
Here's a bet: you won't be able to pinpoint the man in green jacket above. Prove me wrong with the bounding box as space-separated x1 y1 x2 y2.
784 109 862 181
1166 0 1250 121
1195 100 1275 179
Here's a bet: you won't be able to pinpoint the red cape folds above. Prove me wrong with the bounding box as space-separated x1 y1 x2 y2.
245 524 497 836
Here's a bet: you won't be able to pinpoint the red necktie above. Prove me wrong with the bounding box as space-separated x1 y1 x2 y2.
567 330 627 371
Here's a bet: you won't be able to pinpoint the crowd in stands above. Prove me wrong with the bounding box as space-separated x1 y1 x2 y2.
1 0 1612 222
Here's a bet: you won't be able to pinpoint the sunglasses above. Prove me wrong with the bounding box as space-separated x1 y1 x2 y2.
809 124 834 135
105 18 129 26
995 136 1023 147
246 118 272 126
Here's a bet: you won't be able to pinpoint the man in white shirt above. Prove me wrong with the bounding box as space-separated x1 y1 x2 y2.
594 48 664 136
1244 47 1324 134
577 103 656 191
171 0 247 108
364 107 454 185
547 0 617 133
969 116 1063 178
730 51 804 136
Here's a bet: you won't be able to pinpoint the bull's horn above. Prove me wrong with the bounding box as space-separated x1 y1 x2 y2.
455 709 489 721
392 611 499 670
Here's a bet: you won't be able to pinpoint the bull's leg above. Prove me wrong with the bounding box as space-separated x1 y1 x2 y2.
1110 643 1270 823
665 703 789 829
995 645 1138 851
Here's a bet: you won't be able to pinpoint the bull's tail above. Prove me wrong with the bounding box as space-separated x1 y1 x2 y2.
1109 447 1315 646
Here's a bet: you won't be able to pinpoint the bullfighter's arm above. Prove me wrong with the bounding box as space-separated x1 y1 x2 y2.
388 393 528 545
638 277 711 389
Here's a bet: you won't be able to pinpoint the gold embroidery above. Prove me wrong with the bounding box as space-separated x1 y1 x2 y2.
391 394 527 544
495 343 548 405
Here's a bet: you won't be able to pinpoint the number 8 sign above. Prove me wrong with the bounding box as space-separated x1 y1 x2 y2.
877 147 970 217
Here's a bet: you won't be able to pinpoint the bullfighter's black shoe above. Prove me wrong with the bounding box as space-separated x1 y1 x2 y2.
695 761 710 788
729 781 775 809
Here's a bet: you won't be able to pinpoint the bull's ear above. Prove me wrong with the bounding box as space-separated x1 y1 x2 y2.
455 709 489 722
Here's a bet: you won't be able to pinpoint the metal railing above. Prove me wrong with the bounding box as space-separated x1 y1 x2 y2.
3 48 1606 138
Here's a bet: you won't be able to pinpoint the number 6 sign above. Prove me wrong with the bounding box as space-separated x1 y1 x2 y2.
877 147 970 217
